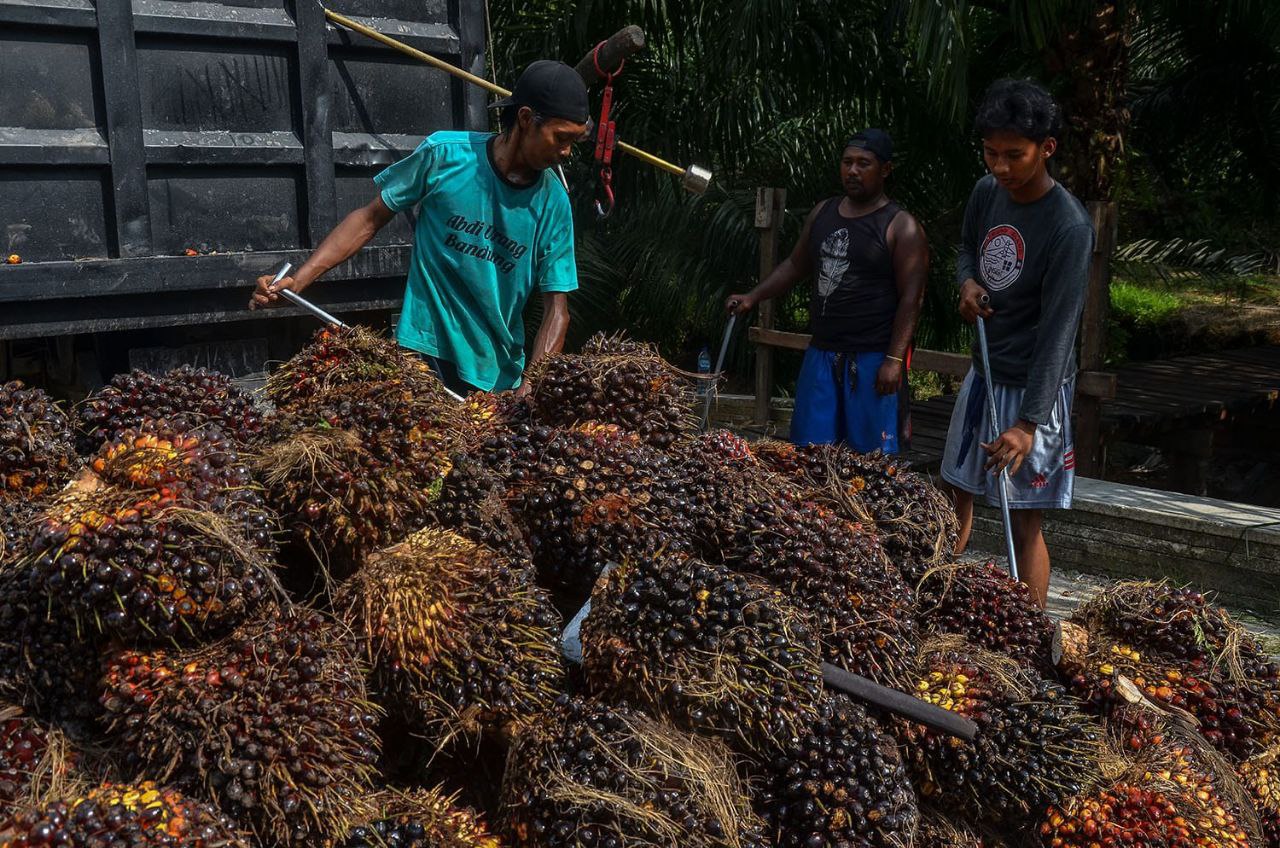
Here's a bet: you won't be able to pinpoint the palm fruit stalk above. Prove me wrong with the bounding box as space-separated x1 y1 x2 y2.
265 325 442 414
77 366 267 454
913 806 996 848
1238 746 1280 847
0 380 76 500
753 440 958 583
1 780 251 847
0 703 90 822
581 550 824 762
725 490 919 688
1057 619 1280 759
255 426 435 583
0 563 107 724
897 638 1102 825
335 527 565 745
756 693 919 848
915 560 1055 674
331 787 500 848
525 332 695 449
501 696 771 848
21 424 279 644
100 609 381 845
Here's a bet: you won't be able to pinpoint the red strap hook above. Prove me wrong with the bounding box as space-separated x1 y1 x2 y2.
591 41 623 219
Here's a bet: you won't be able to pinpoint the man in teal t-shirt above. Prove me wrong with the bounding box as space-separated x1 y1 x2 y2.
250 60 590 395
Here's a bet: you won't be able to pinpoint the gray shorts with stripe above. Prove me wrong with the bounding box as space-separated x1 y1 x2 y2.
940 367 1076 510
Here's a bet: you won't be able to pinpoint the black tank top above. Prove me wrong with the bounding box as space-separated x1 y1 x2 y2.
806 197 901 352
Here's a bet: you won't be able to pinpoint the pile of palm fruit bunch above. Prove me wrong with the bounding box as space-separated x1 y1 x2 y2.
421 453 532 561
500 696 771 848
0 380 77 561
335 527 564 745
755 693 918 848
913 808 996 847
1039 704 1258 847
1 780 250 847
580 549 824 762
914 559 1056 674
1058 579 1280 758
16 420 279 644
331 787 501 848
99 609 381 844
897 638 1102 827
77 365 268 454
525 332 695 448
752 439 958 583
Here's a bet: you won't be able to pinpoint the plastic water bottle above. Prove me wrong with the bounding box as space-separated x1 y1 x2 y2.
696 345 712 397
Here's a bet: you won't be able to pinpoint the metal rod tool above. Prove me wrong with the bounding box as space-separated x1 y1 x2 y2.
976 293 1018 581
699 314 736 432
269 263 349 329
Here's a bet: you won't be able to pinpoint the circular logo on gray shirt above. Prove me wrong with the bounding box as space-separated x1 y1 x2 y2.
980 225 1025 290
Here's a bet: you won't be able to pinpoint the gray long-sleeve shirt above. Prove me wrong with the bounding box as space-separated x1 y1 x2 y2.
955 175 1094 424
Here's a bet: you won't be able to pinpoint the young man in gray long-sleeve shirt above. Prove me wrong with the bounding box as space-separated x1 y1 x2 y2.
941 78 1094 606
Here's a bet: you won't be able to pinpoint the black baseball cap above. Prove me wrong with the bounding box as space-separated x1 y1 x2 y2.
846 129 893 162
492 60 590 124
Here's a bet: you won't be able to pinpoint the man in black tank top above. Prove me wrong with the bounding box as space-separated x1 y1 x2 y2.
727 130 929 453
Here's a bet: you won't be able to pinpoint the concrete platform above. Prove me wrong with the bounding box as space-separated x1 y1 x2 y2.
969 477 1280 611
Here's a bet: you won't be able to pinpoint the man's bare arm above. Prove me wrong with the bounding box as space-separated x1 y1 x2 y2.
874 211 929 395
725 203 821 314
250 195 397 309
526 291 570 370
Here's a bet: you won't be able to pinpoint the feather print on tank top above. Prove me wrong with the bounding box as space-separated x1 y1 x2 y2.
816 227 850 315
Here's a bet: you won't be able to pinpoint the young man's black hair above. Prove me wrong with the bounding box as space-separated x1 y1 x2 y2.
974 78 1062 143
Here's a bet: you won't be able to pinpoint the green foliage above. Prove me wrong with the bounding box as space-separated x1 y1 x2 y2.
1110 280 1181 327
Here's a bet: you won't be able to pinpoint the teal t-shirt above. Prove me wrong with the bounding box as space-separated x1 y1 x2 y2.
374 131 578 391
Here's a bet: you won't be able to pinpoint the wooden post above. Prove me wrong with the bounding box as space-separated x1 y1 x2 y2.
1076 201 1118 478
753 188 786 427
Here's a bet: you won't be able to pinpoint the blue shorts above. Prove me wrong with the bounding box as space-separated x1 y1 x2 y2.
789 348 910 454
941 367 1075 510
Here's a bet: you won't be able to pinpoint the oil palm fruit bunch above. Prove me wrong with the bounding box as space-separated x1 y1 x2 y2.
255 426 434 581
756 693 919 848
22 425 279 644
505 424 703 605
332 788 500 848
265 325 440 413
422 454 531 562
1057 621 1279 759
0 564 106 723
725 492 919 688
753 441 958 583
915 560 1055 674
501 696 771 848
336 527 564 744
525 332 694 449
1238 747 1280 847
1074 580 1280 677
77 366 267 456
1 780 250 848
898 639 1102 825
0 380 76 500
100 609 381 844
581 550 823 761
299 378 472 488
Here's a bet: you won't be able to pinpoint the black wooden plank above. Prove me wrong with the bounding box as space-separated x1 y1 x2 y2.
450 0 487 131
0 1 96 29
295 0 337 245
131 0 296 41
95 0 151 258
0 245 412 302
